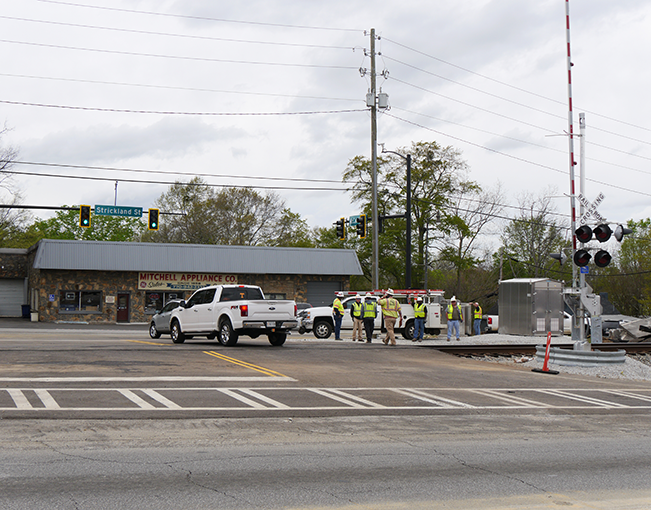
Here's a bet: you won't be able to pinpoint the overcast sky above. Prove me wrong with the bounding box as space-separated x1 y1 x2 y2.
1 0 650 250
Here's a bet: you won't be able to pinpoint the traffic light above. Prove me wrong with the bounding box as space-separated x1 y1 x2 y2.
550 252 568 266
335 218 346 240
79 205 91 228
356 214 367 238
148 208 159 231
573 249 591 267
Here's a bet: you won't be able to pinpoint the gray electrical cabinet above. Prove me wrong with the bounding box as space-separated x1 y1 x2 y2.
498 278 564 336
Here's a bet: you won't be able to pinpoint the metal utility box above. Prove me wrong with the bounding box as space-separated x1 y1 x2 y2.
498 278 564 336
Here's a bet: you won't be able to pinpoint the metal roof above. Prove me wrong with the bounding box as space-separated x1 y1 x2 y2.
32 239 363 275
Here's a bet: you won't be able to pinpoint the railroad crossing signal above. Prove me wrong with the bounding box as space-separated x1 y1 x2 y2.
79 205 91 228
571 223 632 268
148 208 159 231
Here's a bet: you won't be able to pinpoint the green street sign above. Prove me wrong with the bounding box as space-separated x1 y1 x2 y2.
349 215 360 227
94 205 143 218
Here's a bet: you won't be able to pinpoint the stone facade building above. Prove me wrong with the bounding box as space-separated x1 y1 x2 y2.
0 239 362 323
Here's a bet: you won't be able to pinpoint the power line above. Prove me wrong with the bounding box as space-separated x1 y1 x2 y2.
384 111 651 199
0 72 360 103
0 39 359 70
0 100 365 116
383 36 651 136
11 160 345 184
0 15 360 50
34 0 363 33
2 169 349 192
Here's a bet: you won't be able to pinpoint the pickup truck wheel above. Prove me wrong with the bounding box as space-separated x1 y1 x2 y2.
313 320 333 339
218 319 239 346
170 321 185 344
268 332 287 346
149 322 161 339
402 319 415 340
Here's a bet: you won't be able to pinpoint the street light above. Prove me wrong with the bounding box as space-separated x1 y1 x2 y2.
380 146 412 289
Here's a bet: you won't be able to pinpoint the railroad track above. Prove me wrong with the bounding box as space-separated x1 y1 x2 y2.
434 342 651 356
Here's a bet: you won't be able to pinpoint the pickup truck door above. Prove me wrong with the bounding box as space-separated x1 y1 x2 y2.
183 288 216 331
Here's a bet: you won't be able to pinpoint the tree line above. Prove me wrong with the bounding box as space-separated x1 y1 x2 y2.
1 132 649 318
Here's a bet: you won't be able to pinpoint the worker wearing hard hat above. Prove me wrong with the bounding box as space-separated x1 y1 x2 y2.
332 291 345 341
378 288 402 346
447 297 463 341
473 302 483 336
362 294 377 343
413 296 427 342
350 294 364 341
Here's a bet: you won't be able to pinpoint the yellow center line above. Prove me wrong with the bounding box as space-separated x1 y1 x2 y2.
204 351 289 378
126 340 170 346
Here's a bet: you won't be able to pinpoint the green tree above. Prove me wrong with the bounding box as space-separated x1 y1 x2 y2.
146 177 311 247
20 207 145 245
343 140 493 294
498 190 569 280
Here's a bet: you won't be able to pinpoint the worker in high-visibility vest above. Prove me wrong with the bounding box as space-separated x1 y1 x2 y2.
350 294 364 341
378 288 402 346
447 297 463 341
362 294 378 343
332 291 345 340
473 302 483 336
413 296 427 342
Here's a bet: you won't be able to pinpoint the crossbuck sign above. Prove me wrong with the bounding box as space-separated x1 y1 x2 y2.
577 192 605 225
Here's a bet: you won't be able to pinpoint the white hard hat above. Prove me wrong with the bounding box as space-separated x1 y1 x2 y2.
355 294 362 299
386 288 394 296
451 296 457 302
336 291 344 297
416 296 423 302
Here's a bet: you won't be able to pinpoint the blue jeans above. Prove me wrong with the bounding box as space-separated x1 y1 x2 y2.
474 318 482 336
334 315 343 339
414 318 425 340
447 320 460 340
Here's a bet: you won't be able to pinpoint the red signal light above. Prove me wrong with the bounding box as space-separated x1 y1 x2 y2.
594 250 612 268
593 224 612 242
573 249 591 267
575 225 592 243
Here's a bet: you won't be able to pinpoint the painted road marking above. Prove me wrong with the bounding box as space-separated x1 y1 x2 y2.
0 376 296 382
203 351 290 378
1 387 651 412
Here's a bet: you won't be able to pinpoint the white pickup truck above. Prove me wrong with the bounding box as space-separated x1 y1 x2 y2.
169 285 298 346
301 291 445 339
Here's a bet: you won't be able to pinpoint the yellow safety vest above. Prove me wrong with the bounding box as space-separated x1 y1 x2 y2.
473 306 482 320
363 301 377 318
447 304 463 321
414 303 426 318
351 301 363 318
379 297 401 319
333 298 344 316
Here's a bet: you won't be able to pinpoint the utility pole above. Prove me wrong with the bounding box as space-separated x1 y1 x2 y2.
369 28 379 290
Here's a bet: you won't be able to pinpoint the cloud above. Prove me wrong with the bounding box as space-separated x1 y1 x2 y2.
20 117 244 165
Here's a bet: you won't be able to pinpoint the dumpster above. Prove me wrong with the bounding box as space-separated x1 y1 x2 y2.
21 304 30 319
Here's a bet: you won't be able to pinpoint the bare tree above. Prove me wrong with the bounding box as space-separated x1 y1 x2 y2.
0 124 31 246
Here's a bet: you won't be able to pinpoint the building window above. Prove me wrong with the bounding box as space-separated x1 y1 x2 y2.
145 291 185 314
59 291 102 312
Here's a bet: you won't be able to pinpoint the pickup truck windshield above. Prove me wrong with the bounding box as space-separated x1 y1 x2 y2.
220 287 264 302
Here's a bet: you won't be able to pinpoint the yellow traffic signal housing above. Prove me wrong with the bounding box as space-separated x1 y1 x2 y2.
148 208 160 231
79 205 91 228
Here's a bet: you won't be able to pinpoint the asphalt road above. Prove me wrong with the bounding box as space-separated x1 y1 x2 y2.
2 322 651 508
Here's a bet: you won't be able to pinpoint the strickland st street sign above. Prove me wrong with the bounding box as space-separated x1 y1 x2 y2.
94 205 143 218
